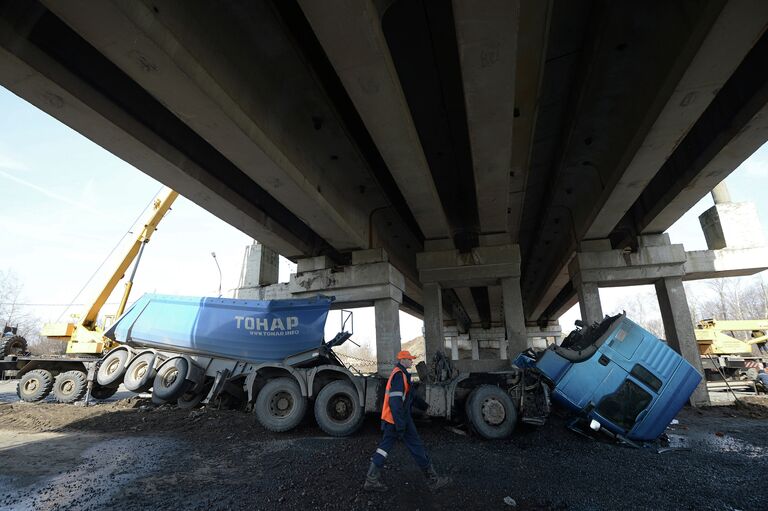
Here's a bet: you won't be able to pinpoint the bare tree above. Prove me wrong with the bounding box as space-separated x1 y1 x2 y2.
0 268 62 354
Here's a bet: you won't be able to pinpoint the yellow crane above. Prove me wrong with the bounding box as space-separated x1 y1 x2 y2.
42 187 179 355
695 318 768 379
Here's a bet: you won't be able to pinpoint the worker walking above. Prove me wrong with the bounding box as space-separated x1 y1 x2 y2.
364 350 451 492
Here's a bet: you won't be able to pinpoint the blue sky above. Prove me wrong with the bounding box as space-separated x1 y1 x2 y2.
0 84 767 348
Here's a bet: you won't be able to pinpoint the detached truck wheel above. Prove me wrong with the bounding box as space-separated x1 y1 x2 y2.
152 357 193 403
17 369 54 402
254 377 306 432
314 380 364 437
466 385 517 440
123 352 157 393
97 348 131 387
52 370 88 403
1 335 28 357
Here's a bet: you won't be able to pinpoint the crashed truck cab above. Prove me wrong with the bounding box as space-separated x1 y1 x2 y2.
518 313 702 442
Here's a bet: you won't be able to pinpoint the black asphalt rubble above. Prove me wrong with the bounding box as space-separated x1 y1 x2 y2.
0 389 766 511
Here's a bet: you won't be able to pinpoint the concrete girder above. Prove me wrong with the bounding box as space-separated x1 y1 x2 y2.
642 100 768 234
43 0 387 252
585 0 768 239
453 287 481 325
524 1 768 322
298 0 450 241
0 9 309 257
453 0 519 234
507 0 551 242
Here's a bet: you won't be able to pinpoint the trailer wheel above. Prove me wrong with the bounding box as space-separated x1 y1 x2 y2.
152 357 193 402
1 335 28 357
314 380 364 437
465 385 517 440
17 369 54 402
254 377 306 432
123 352 157 393
52 370 88 404
97 348 131 386
90 383 119 400
177 384 209 409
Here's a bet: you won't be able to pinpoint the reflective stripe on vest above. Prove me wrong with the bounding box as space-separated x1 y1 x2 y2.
381 366 410 424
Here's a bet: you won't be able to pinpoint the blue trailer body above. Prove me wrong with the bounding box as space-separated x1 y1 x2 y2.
527 314 701 442
105 293 332 362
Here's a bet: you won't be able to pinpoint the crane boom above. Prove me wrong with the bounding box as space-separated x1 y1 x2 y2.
81 187 178 327
42 187 179 354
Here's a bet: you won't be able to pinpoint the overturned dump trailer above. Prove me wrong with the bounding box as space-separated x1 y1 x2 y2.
100 293 550 438
518 313 701 443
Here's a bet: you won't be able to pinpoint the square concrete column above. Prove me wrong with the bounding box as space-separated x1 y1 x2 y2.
374 298 401 377
501 277 527 357
450 337 459 360
655 277 710 406
423 282 444 361
576 281 603 325
235 242 278 297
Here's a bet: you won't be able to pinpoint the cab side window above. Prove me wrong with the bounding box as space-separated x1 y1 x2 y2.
596 379 652 431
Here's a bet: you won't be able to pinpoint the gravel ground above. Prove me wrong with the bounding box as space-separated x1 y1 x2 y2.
0 380 766 511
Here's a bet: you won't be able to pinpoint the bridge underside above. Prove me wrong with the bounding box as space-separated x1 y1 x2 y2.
1 0 767 361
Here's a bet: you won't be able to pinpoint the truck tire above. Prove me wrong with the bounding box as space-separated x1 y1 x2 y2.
52 370 88 403
97 348 131 386
90 383 119 400
465 385 517 440
254 377 306 432
177 384 209 409
123 352 157 393
17 369 54 402
313 380 364 437
152 357 193 402
1 335 28 357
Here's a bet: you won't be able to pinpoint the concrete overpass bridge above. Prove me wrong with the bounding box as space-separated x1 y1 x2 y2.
2 0 768 403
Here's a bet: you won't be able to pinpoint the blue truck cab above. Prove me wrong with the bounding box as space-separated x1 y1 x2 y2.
525 313 701 442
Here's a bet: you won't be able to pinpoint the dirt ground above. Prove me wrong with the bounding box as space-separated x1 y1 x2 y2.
0 380 767 511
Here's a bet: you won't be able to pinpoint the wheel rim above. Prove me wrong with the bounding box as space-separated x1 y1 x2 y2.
269 391 293 417
162 367 179 388
106 357 121 375
24 378 39 393
60 379 75 396
481 397 506 426
9 340 24 355
133 361 149 380
327 394 353 423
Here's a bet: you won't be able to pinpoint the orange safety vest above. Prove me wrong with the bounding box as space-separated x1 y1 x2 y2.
381 366 410 424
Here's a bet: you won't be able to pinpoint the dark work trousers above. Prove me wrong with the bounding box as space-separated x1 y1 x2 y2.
371 419 430 469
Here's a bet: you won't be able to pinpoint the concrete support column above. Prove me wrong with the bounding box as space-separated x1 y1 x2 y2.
423 282 444 362
501 277 527 357
235 241 278 297
471 339 479 360
374 298 401 377
499 338 509 360
655 277 710 406
450 337 459 361
576 281 603 325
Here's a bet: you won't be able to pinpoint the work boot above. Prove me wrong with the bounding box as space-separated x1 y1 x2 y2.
423 464 452 491
363 462 388 492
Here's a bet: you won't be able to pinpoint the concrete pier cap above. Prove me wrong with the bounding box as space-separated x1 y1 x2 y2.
417 243 527 370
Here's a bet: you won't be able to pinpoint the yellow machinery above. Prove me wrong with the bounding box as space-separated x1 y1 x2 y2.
41 187 179 355
694 318 768 378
